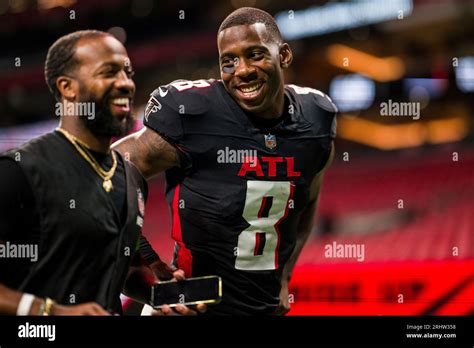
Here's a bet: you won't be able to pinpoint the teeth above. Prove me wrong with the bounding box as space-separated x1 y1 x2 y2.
112 98 129 106
240 82 262 93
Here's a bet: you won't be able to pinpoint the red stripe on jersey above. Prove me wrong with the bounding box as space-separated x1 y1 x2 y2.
171 184 193 277
176 243 193 277
274 182 295 269
257 196 268 218
254 232 261 256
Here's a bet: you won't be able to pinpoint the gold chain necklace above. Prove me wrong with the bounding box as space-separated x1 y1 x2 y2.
56 128 117 192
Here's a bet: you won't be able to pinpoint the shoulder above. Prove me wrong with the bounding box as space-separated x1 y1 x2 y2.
145 79 220 120
286 84 338 114
286 85 337 139
0 157 23 177
143 79 224 142
2 132 60 160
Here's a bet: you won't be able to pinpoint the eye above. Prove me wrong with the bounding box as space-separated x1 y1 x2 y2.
126 69 135 78
249 51 264 60
102 69 117 77
221 58 234 67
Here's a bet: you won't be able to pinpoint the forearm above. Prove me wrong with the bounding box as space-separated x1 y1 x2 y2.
0 283 44 315
139 234 160 265
123 233 179 303
138 234 175 280
123 257 159 304
112 127 180 179
112 131 155 178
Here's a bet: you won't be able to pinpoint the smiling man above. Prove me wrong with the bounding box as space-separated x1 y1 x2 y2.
114 7 337 315
0 30 201 316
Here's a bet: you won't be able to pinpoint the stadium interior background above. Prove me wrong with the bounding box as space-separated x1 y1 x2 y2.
0 0 472 315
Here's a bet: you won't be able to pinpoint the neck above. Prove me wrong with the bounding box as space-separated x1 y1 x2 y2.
253 86 285 119
59 116 111 154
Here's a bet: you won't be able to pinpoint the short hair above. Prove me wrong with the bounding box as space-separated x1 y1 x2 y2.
218 7 282 43
45 30 111 101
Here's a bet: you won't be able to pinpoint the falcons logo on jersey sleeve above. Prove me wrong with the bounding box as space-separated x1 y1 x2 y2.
144 95 162 122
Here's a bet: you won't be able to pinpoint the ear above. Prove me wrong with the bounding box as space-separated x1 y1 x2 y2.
56 76 77 101
279 43 293 69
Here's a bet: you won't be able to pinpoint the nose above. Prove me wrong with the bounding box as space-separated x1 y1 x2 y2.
114 70 135 94
234 58 257 80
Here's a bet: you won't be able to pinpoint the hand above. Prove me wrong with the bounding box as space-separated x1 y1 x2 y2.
147 264 207 316
148 259 178 281
273 282 291 316
51 302 110 316
151 303 207 316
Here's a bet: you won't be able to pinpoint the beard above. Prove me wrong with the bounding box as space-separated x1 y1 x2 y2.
78 86 134 138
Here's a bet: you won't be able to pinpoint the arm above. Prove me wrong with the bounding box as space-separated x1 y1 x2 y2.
139 234 182 281
0 284 43 315
112 127 180 179
123 249 206 316
122 252 159 304
122 235 181 303
275 143 335 315
0 284 109 316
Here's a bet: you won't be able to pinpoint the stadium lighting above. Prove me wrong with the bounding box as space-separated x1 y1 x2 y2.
327 44 405 82
337 115 469 150
329 74 376 112
38 0 76 10
275 0 413 40
455 56 474 93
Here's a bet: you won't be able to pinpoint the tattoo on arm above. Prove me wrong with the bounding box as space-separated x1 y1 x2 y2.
112 128 180 179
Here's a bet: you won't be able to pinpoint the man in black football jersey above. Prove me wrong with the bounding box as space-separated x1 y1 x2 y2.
114 7 337 315
0 30 203 316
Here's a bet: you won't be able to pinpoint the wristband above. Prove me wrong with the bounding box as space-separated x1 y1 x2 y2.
16 293 35 316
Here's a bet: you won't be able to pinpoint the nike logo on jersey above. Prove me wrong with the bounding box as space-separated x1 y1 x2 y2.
158 87 169 97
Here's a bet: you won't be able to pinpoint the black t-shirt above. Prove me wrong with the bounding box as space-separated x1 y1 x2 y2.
143 79 337 315
0 131 127 288
1 131 148 312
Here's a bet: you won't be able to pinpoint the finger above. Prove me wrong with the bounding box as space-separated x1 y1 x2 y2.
174 304 197 316
172 269 185 281
161 304 172 316
151 309 165 316
196 303 207 313
95 308 110 316
92 303 110 316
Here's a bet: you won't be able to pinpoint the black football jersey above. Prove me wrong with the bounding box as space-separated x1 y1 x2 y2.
144 79 337 315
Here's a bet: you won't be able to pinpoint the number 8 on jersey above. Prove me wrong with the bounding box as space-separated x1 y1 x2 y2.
235 180 293 271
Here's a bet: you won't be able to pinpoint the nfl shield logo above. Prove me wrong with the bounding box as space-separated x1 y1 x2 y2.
264 134 277 150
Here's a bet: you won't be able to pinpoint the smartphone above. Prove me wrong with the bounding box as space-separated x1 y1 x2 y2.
150 275 222 309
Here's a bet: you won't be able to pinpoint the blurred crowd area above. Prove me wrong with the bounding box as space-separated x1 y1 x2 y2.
1 0 473 314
